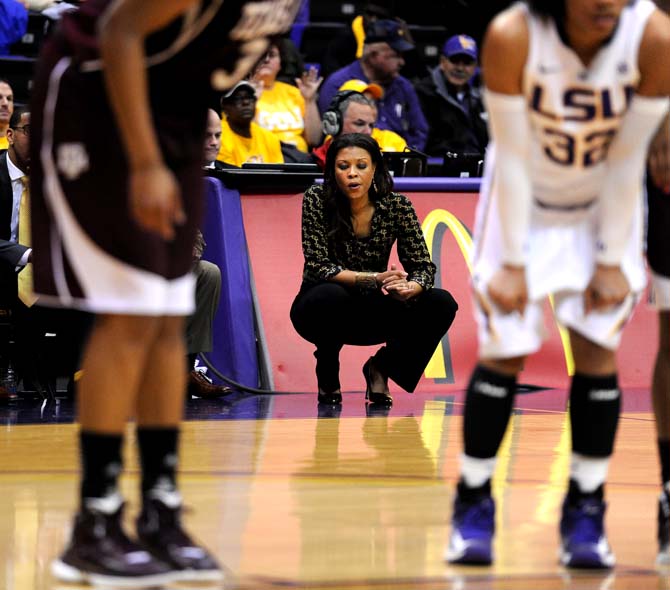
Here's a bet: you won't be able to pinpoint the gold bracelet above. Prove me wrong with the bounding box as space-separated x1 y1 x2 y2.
355 271 378 290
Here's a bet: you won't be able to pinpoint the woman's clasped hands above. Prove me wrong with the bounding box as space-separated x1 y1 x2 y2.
379 264 422 301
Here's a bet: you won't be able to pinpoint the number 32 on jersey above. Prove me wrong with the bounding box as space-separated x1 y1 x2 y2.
530 84 635 168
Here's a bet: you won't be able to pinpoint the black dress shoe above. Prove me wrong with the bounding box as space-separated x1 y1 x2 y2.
0 384 17 402
317 389 342 405
362 357 392 406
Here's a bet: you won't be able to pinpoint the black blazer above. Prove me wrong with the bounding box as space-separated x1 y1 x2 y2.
0 151 30 306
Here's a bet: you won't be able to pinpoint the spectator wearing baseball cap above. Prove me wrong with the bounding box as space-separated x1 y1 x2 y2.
338 79 384 100
311 84 407 169
317 19 428 151
320 2 392 78
363 19 415 53
443 34 479 62
416 34 489 157
218 81 284 167
337 80 407 153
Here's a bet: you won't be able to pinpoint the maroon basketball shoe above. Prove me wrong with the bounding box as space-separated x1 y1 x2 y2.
137 495 223 582
51 501 174 588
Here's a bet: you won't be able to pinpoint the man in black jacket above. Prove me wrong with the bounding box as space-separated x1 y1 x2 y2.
416 34 489 158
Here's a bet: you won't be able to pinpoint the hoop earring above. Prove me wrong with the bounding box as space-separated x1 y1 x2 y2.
372 179 378 193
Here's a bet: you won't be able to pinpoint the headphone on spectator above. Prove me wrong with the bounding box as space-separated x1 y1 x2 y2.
322 90 362 137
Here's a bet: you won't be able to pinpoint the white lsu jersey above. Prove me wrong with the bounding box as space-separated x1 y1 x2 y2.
472 0 658 329
521 0 655 207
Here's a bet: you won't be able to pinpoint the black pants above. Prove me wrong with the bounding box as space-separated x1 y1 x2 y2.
290 283 457 392
11 302 93 386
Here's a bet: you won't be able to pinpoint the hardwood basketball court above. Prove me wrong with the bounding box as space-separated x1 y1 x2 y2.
0 387 665 590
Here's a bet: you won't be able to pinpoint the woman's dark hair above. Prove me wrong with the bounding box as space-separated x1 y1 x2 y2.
9 106 28 130
323 133 393 243
252 35 305 86
527 0 565 23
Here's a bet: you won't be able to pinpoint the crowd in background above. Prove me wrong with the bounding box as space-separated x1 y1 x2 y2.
0 0 509 175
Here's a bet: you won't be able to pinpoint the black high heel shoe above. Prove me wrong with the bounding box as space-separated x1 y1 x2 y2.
362 357 392 406
317 389 342 405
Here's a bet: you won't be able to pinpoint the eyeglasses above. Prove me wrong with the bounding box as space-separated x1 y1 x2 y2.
11 124 30 135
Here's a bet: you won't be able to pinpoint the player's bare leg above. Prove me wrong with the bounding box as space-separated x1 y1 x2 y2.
52 315 175 588
135 316 222 582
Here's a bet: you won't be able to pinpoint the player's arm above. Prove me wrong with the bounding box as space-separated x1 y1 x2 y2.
480 6 531 313
596 10 670 266
586 9 670 312
97 0 200 239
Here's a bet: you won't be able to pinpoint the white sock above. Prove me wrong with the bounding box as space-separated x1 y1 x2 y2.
570 452 610 493
460 453 497 489
84 491 124 514
147 477 182 508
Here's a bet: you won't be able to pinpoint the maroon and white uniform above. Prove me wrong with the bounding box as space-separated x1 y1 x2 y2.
30 0 299 314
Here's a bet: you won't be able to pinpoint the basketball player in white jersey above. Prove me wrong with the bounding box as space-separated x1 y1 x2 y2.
446 0 670 569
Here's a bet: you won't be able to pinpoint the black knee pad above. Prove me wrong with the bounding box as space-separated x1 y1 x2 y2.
464 365 517 458
570 373 621 457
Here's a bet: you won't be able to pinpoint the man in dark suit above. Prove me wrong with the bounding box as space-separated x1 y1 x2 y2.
0 106 90 400
0 106 31 307
0 106 32 400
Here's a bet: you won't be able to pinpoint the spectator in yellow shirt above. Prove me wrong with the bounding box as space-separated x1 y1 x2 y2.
217 81 284 167
251 41 323 152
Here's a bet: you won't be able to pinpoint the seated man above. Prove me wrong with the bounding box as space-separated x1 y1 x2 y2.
0 79 14 151
0 106 91 399
218 81 284 167
187 108 232 399
416 35 489 157
338 79 408 152
312 87 407 169
186 230 231 398
318 19 428 150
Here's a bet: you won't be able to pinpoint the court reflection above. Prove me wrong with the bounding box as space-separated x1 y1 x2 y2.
291 403 454 582
445 570 622 590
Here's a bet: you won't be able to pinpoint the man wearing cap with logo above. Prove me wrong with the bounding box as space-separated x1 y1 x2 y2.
416 34 489 157
318 19 428 151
